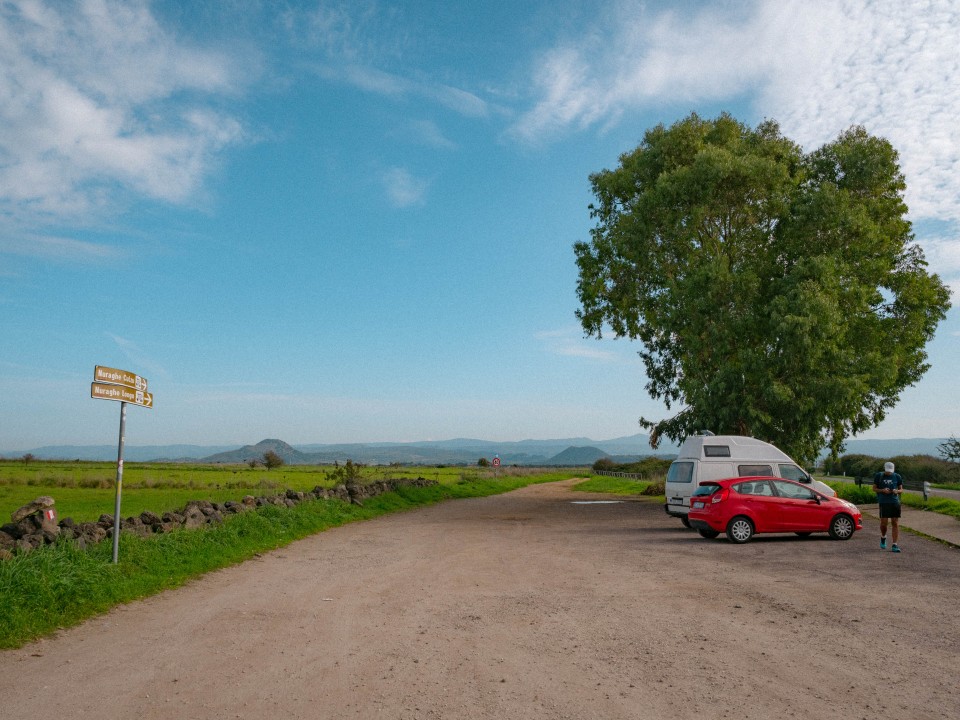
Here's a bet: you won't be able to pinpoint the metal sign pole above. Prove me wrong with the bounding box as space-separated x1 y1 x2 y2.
112 401 127 564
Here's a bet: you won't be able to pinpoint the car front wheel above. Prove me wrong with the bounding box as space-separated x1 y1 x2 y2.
726 516 754 544
698 528 720 539
829 514 855 540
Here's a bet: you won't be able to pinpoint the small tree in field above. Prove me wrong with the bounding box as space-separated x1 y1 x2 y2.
478 458 490 467
937 436 960 463
263 450 284 469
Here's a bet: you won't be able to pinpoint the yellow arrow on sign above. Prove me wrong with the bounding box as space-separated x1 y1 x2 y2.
91 382 154 408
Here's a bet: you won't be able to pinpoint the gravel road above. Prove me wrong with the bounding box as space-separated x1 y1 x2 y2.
2 479 958 719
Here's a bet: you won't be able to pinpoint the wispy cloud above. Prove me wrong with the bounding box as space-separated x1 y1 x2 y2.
0 0 248 222
107 332 167 381
287 1 492 119
535 327 620 361
0 234 123 262
382 167 428 208
511 0 960 228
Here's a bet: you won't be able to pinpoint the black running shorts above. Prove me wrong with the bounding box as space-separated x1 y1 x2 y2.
878 503 901 519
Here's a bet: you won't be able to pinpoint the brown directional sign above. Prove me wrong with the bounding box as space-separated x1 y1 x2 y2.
91 382 154 408
94 365 148 392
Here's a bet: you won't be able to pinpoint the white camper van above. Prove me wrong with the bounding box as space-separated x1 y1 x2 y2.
664 434 835 526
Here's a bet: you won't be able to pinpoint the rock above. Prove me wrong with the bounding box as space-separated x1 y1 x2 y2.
183 510 206 529
15 516 40 538
41 528 59 544
16 536 40 554
11 496 55 523
242 495 256 507
0 548 13 561
0 530 15 551
59 517 76 530
97 514 114 528
140 511 162 526
121 524 152 538
285 489 304 502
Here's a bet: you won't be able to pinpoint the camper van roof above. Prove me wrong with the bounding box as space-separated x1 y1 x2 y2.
675 435 792 462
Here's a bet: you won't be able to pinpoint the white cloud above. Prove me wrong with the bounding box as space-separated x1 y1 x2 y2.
512 0 960 230
0 0 247 222
382 167 428 208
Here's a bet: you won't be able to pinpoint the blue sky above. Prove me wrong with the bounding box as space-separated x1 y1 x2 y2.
1 0 959 450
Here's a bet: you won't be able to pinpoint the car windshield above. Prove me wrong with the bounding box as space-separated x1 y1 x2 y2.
693 483 720 497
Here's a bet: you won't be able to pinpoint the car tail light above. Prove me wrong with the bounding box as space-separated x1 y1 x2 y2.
711 488 729 504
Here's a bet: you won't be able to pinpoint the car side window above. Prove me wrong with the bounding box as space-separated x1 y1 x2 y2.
738 464 773 476
778 464 809 482
772 480 815 500
734 480 773 496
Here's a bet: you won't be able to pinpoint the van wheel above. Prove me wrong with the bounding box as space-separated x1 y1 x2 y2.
680 516 692 529
726 516 754 544
829 514 855 540
698 528 720 539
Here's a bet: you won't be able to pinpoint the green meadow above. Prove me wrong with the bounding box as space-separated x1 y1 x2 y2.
0 460 498 522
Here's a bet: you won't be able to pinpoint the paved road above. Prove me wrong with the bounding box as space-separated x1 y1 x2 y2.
2 480 958 720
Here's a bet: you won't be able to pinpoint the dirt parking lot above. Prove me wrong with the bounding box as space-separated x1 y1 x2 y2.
2 479 958 719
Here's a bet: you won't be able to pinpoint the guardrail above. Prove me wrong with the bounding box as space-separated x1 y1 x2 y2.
595 470 644 480
855 476 931 501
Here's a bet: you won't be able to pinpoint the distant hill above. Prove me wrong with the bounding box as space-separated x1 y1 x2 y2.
0 444 238 462
2 434 949 465
201 439 308 464
547 446 609 465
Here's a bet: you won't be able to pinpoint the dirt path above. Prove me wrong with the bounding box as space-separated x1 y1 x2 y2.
2 480 958 719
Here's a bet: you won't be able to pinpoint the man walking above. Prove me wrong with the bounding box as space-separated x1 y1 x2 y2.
873 461 903 553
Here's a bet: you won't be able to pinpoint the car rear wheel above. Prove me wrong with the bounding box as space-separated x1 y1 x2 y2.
829 514 855 540
726 516 754 544
680 516 692 529
698 528 720 539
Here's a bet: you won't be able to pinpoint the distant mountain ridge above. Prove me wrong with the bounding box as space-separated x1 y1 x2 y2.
1 435 949 465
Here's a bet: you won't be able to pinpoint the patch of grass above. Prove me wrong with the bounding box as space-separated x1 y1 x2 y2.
574 476 666 497
901 493 960 520
826 482 878 505
0 470 578 649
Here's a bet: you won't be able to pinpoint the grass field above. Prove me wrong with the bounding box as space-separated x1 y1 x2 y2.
0 460 519 522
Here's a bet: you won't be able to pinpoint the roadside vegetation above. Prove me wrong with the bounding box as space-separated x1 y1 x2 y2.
0 463 579 649
0 460 515 522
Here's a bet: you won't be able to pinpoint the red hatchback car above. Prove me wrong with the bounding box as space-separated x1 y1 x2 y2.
687 476 863 543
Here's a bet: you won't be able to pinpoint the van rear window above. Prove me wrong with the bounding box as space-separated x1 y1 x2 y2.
667 461 694 484
703 445 731 457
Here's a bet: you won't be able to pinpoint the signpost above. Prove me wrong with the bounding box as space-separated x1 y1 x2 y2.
90 366 153 563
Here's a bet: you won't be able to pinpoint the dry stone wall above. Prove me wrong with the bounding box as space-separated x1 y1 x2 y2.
0 477 437 560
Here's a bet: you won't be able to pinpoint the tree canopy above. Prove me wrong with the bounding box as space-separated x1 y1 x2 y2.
575 113 951 463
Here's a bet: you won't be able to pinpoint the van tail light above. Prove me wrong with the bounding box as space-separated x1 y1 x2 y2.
711 488 729 504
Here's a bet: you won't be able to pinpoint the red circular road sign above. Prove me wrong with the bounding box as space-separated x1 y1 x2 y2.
492 456 501 467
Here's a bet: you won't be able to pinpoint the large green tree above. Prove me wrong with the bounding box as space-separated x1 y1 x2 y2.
575 113 951 463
